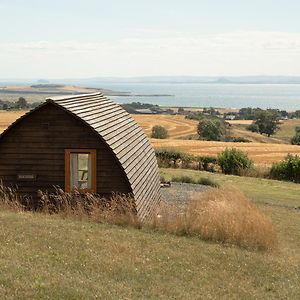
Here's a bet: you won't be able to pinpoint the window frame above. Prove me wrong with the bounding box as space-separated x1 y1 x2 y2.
64 149 97 193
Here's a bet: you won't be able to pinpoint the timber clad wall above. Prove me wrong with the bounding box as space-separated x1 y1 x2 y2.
0 93 161 220
0 104 131 197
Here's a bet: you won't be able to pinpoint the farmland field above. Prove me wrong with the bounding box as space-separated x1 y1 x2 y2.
0 111 26 134
1 111 300 165
153 139 300 165
229 119 300 143
132 114 198 139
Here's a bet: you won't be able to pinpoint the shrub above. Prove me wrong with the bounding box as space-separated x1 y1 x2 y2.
217 148 253 175
291 134 300 145
151 125 169 139
154 188 277 251
170 175 219 187
155 148 192 168
196 156 218 172
269 154 300 183
291 126 300 145
231 137 251 143
155 149 218 172
197 119 223 141
246 123 259 133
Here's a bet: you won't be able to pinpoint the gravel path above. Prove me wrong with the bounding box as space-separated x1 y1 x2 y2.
160 182 209 203
161 182 300 212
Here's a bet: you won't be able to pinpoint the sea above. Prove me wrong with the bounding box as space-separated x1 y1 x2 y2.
92 83 300 111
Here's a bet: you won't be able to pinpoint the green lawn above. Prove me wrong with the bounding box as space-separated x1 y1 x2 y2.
0 170 299 299
160 168 300 208
274 119 300 142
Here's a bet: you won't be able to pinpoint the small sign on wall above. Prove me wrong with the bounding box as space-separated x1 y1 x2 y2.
17 174 37 181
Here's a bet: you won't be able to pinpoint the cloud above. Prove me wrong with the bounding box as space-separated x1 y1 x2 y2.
1 31 300 77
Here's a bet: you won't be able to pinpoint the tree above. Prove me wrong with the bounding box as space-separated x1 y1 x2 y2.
291 126 300 145
16 97 28 109
254 111 280 137
197 119 223 141
151 125 169 139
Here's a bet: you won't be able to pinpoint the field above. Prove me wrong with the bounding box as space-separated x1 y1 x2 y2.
132 114 300 164
132 114 197 139
152 139 300 165
229 119 300 144
0 111 26 134
1 111 300 165
0 93 58 104
134 114 300 143
0 171 299 299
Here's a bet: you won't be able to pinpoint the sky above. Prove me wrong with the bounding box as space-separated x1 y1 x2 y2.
1 0 300 78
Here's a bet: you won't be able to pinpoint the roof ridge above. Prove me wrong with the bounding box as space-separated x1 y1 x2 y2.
46 92 104 102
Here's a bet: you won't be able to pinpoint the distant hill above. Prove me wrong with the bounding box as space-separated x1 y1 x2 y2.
0 84 129 96
2 76 300 86
49 75 300 85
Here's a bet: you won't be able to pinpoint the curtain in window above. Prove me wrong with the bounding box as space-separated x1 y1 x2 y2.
70 153 79 189
70 153 92 190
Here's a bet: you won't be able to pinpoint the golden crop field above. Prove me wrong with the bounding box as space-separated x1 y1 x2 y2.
151 139 300 165
1 111 300 165
227 120 253 125
132 114 198 139
0 111 26 133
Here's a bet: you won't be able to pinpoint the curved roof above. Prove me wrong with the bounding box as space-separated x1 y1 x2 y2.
1 92 161 220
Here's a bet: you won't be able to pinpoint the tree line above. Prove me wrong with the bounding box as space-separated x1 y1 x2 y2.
0 97 41 110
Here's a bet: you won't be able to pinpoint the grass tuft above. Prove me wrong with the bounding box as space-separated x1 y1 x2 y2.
154 188 277 251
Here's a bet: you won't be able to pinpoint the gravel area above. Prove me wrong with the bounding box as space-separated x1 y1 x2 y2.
160 182 210 203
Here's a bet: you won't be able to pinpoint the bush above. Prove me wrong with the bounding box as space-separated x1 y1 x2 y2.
217 148 253 175
269 154 300 183
291 126 300 145
231 137 251 143
197 119 223 141
155 149 218 171
151 125 169 139
291 134 300 145
154 188 277 251
155 148 192 168
170 175 219 187
246 123 259 133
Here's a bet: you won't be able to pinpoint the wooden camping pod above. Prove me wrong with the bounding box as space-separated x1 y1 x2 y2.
0 92 161 220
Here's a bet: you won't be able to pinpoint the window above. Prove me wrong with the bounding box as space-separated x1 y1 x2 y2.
65 149 96 192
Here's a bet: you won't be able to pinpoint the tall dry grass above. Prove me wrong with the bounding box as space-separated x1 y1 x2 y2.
153 188 277 251
0 185 139 227
0 184 23 211
0 184 277 251
37 188 139 227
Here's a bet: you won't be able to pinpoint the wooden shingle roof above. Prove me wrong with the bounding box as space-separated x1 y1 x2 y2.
46 92 161 220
